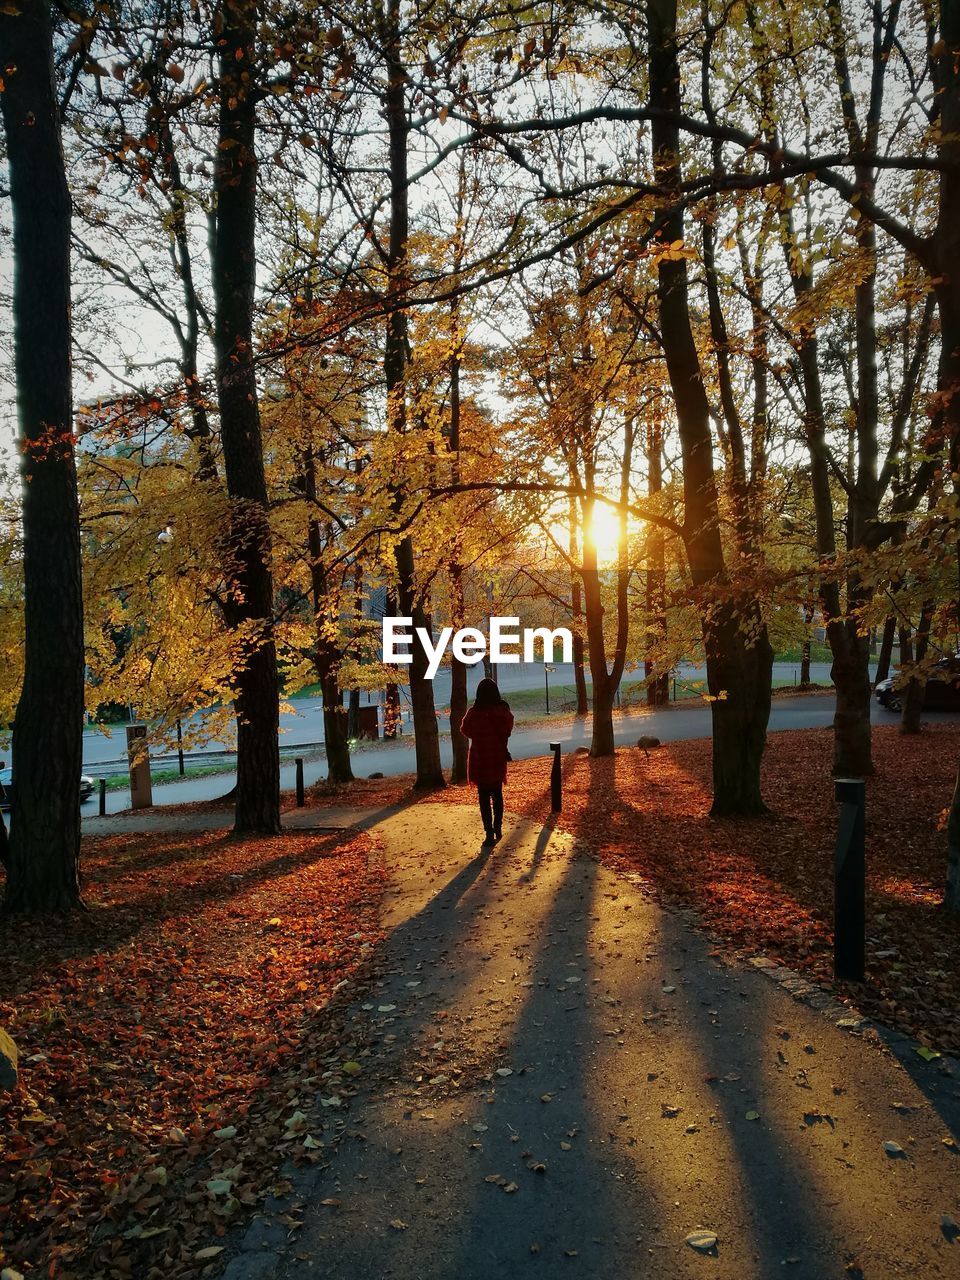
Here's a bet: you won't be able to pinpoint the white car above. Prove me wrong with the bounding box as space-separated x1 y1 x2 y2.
0 766 96 810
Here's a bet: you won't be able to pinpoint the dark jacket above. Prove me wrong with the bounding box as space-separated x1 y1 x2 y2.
460 703 514 787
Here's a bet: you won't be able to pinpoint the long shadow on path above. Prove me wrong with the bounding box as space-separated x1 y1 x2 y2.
264 801 960 1280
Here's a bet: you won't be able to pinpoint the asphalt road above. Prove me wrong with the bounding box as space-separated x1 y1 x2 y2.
78 688 942 821
79 661 838 770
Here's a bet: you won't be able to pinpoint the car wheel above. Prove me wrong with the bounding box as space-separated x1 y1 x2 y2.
885 695 901 713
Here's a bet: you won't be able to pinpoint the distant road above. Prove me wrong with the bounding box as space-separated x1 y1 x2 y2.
78 687 942 821
80 660 839 770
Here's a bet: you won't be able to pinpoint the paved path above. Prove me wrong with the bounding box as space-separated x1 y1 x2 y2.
223 804 960 1280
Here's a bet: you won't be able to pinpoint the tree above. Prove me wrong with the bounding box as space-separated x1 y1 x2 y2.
0 0 85 910
647 0 773 813
211 0 280 832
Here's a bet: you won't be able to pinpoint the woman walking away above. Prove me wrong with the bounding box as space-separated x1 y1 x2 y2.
460 677 514 847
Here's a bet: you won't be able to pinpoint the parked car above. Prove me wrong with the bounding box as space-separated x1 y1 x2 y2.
0 766 96 810
875 656 960 713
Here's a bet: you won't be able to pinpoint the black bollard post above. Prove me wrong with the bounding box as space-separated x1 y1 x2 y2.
176 717 185 776
295 758 305 807
550 741 562 813
99 778 107 816
834 777 866 980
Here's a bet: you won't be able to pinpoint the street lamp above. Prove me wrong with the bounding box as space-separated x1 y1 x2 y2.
544 664 555 715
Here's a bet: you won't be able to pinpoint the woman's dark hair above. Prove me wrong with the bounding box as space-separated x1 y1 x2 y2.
474 677 505 709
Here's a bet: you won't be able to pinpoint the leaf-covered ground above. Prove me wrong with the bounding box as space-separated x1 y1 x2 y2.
430 723 960 1058
0 828 385 1279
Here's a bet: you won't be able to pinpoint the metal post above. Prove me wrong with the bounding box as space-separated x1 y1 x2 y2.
176 717 185 776
99 778 106 816
545 667 550 715
549 741 562 813
295 757 305 807
834 777 866 980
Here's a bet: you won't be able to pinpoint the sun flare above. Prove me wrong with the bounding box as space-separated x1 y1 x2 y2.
587 501 630 564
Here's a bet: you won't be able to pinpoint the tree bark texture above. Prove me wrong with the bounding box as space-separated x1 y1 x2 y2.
448 348 468 782
648 0 773 813
303 452 354 783
947 766 960 911
1 1 85 911
382 2 443 787
212 0 280 833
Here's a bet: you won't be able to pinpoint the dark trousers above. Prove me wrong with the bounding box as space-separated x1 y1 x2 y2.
477 785 504 835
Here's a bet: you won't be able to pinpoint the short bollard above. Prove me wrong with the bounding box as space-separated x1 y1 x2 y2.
834 777 866 981
295 758 305 807
99 778 107 817
550 742 562 813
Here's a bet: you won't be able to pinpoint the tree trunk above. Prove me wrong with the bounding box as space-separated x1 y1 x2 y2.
449 565 469 782
396 552 444 787
384 681 401 738
707 610 774 816
583 538 614 755
777 179 874 778
382 0 443 788
875 615 897 684
583 414 633 758
569 499 589 716
946 766 960 911
321 680 353 782
644 417 669 706
347 688 360 741
900 601 933 735
448 338 469 782
648 0 772 813
303 451 354 785
934 4 960 664
1 2 84 912
799 643 811 690
212 0 280 833
830 622 873 777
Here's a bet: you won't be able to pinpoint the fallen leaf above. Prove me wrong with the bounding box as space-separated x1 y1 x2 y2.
914 1046 941 1062
686 1230 718 1252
